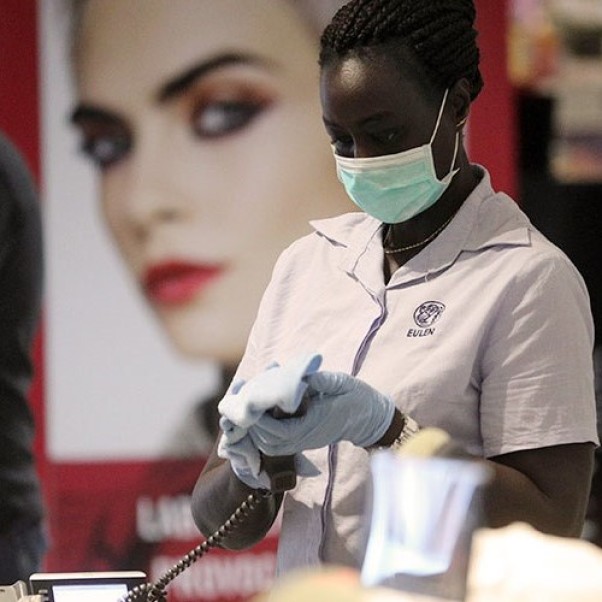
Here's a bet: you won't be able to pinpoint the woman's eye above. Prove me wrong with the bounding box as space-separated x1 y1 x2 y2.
79 134 131 169
332 136 354 158
376 130 399 145
192 100 268 138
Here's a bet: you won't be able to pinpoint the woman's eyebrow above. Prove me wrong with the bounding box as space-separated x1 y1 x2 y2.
157 52 273 103
69 104 122 126
322 111 393 129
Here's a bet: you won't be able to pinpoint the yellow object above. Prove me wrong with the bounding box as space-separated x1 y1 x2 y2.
396 427 453 457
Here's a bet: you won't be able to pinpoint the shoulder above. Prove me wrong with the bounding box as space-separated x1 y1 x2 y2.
272 211 372 268
0 132 38 207
467 177 585 289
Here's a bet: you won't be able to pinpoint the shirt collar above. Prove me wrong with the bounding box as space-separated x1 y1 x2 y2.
309 166 532 279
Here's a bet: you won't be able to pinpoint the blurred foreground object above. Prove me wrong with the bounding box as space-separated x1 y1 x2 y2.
361 438 491 600
469 522 602 601
251 566 428 602
255 534 602 602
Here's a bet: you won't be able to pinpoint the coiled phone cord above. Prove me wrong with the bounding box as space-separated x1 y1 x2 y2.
119 406 300 601
119 488 274 602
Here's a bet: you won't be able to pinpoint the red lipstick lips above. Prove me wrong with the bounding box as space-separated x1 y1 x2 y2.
144 261 224 305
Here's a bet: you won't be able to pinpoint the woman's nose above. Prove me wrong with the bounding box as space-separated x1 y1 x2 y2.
352 138 380 159
115 134 185 241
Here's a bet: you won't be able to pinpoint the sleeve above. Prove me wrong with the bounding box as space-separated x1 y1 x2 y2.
480 252 598 458
0 132 44 524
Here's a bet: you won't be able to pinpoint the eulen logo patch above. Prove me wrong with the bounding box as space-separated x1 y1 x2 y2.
407 301 446 338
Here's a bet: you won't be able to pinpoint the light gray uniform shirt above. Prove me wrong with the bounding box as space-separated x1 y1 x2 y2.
234 168 599 574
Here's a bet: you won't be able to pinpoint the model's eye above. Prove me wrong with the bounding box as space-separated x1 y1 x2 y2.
79 134 131 169
192 100 268 138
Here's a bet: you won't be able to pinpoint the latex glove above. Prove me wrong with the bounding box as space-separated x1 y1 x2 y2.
218 353 323 444
248 371 396 455
217 353 323 489
218 432 320 490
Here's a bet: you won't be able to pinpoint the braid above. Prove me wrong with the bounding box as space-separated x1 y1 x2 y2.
320 0 483 100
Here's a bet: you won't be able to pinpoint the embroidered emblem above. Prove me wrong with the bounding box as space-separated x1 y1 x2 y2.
413 301 446 328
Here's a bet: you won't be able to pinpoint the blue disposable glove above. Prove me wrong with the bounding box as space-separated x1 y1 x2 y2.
248 370 396 456
218 353 322 441
217 353 323 489
218 432 320 490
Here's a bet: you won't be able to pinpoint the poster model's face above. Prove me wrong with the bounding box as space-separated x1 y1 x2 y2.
72 0 351 364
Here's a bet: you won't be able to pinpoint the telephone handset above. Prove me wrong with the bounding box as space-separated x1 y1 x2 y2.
121 489 275 602
260 403 305 492
121 405 305 602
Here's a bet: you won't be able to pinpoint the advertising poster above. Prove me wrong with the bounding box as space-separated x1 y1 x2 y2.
39 1 352 599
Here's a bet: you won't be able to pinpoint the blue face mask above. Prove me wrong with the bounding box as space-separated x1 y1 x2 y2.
333 88 460 224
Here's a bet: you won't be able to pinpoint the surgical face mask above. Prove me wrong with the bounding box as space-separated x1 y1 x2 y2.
334 88 460 224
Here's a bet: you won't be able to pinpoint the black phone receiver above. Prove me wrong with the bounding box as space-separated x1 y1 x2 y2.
261 400 307 493
261 454 297 493
117 401 311 601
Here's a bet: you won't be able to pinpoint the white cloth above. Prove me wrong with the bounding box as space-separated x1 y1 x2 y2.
219 353 322 438
217 353 322 488
232 167 598 573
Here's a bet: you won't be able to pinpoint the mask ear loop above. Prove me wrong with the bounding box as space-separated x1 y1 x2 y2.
429 88 450 145
449 128 460 173
429 89 461 175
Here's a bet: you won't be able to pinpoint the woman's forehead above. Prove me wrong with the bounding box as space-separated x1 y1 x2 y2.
320 54 430 122
76 0 320 97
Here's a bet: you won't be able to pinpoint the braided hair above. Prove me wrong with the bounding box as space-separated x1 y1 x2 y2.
319 0 483 101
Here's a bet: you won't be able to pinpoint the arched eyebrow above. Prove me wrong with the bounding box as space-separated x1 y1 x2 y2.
70 104 122 127
69 52 276 126
157 52 274 103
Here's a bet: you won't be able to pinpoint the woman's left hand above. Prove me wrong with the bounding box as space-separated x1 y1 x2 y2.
248 370 396 455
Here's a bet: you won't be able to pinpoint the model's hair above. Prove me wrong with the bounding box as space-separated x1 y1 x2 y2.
319 0 483 101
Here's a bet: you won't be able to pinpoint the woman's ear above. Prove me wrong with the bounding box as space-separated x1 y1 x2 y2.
450 78 472 128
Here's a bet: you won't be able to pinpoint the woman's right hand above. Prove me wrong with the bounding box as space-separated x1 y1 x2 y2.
217 353 323 489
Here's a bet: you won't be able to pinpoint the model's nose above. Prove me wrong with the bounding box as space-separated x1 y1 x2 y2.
115 133 185 242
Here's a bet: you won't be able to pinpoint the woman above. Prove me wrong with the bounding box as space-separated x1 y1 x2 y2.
69 0 352 451
192 0 598 576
